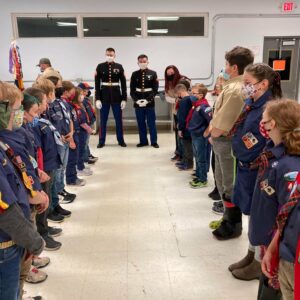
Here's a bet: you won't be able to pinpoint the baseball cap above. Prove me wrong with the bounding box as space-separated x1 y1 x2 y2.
37 58 51 67
78 82 94 90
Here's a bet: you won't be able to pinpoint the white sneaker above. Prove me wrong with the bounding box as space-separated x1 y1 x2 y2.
77 168 93 176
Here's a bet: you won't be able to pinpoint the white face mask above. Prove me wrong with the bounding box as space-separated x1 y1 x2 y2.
138 62 148 70
106 56 114 63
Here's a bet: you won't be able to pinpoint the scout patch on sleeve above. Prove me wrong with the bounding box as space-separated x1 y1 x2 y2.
242 132 259 149
260 179 276 195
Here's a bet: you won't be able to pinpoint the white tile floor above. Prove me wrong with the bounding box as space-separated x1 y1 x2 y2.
25 133 258 300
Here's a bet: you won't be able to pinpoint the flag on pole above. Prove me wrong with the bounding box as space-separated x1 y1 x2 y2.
9 40 24 91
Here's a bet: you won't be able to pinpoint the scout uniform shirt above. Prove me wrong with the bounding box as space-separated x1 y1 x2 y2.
249 142 300 247
0 147 31 242
130 68 159 109
95 62 127 104
211 75 245 135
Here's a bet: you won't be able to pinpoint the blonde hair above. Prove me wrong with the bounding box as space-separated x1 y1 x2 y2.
33 78 55 96
193 83 208 97
1 82 23 105
265 99 300 155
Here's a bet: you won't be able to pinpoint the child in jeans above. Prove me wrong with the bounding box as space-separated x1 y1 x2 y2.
187 84 212 188
174 83 193 170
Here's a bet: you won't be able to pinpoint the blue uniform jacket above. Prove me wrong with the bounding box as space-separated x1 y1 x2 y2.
177 96 192 138
48 98 71 136
232 90 272 163
83 98 96 125
280 185 300 263
33 120 60 172
249 142 300 247
187 103 212 136
0 128 42 192
0 148 31 242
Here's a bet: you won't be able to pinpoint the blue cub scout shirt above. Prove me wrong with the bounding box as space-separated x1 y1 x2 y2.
0 147 31 242
187 103 212 136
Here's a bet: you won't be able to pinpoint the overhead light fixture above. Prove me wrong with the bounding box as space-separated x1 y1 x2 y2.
147 29 168 34
147 16 179 21
83 28 89 32
56 22 77 26
135 28 142 31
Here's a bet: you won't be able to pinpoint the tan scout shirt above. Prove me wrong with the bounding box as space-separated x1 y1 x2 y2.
211 75 245 135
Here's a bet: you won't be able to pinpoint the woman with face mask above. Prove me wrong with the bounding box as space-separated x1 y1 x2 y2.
227 63 282 283
164 65 190 161
0 82 46 300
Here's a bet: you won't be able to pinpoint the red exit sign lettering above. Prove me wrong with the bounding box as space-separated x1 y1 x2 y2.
282 1 296 12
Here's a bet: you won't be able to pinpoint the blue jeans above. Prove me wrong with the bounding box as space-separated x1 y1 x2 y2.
78 129 88 170
191 133 209 182
83 134 91 162
66 133 79 184
0 245 23 300
52 143 69 209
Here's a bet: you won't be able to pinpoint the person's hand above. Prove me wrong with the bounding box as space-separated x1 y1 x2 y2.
178 131 183 138
69 138 76 149
38 169 50 183
64 132 73 142
120 101 126 110
96 100 102 110
261 248 275 279
36 191 49 214
136 99 147 107
203 124 212 138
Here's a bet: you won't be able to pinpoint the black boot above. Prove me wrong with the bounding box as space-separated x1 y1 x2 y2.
212 197 242 240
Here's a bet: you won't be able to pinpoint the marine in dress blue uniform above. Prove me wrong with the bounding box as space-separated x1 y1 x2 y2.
130 64 159 147
231 90 272 215
95 58 127 147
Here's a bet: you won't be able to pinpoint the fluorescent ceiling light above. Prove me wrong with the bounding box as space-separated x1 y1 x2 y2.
56 22 77 26
83 28 89 32
147 29 168 34
136 28 142 31
147 16 179 21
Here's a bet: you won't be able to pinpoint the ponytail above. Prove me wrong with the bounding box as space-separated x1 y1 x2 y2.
270 72 283 99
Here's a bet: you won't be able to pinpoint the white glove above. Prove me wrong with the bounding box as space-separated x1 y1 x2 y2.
96 100 102 110
120 101 126 110
136 99 148 107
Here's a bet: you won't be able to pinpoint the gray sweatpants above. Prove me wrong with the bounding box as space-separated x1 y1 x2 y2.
211 137 234 200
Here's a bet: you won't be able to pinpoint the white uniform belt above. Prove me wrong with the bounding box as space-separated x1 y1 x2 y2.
102 82 119 86
136 88 152 92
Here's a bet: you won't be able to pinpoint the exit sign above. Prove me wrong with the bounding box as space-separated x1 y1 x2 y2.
282 1 297 12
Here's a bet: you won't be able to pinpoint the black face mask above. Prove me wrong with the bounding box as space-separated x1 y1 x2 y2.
167 74 175 81
87 90 91 97
55 87 64 98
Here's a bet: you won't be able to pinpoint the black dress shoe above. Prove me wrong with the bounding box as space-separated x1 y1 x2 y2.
119 142 127 147
151 143 159 148
97 143 105 148
136 143 149 147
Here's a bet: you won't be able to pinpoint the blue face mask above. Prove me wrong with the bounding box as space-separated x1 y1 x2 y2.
190 95 198 102
221 68 230 81
29 117 39 128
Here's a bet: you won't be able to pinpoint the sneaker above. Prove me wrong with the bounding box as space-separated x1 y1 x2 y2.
97 143 105 148
177 164 193 171
43 235 62 251
47 211 64 223
213 200 223 207
22 292 43 300
212 202 224 215
190 181 208 189
151 143 159 148
48 226 62 237
175 161 184 167
58 190 76 204
118 142 127 147
170 154 180 161
136 143 149 147
25 266 48 284
67 178 86 186
208 187 222 201
63 189 76 199
32 256 50 269
87 159 96 164
77 168 93 176
89 154 98 161
209 218 223 230
54 205 71 218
